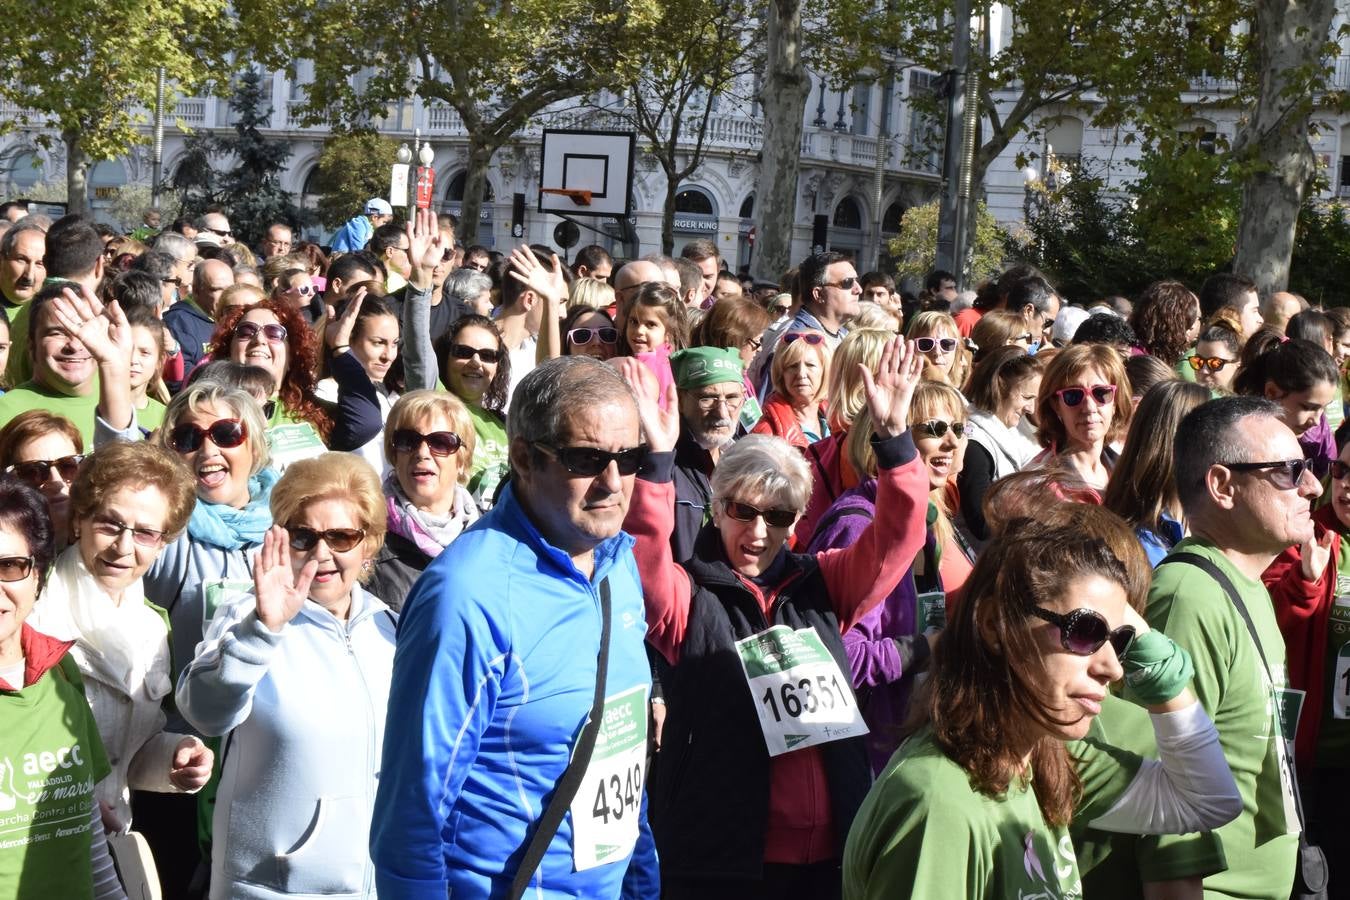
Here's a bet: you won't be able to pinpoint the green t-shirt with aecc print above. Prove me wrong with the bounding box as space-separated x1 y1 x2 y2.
1137 538 1299 900
1315 534 1350 767
466 404 509 509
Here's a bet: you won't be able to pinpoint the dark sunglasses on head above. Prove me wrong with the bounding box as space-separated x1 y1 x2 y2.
915 419 966 439
0 556 35 583
535 443 648 477
234 321 288 343
1223 458 1313 490
1054 384 1117 407
391 429 463 457
287 526 366 553
5 454 85 487
721 499 797 529
913 336 958 354
1188 355 1233 372
1032 606 1136 657
450 343 502 364
783 332 825 347
168 419 248 454
1332 460 1350 480
568 327 619 346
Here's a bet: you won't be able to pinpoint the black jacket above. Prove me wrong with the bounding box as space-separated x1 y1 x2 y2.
671 424 715 564
366 530 430 612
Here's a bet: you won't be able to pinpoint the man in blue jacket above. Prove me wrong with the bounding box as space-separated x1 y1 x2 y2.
372 355 657 899
164 257 234 389
330 198 393 254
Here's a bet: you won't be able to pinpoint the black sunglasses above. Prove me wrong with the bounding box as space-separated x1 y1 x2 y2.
568 327 619 346
721 499 796 529
1223 458 1313 490
534 443 647 477
5 454 85 487
233 321 288 344
1332 460 1350 480
823 276 859 290
168 419 248 454
450 344 502 364
1031 606 1136 657
0 556 35 583
391 429 463 457
287 526 366 553
915 419 966 439
913 336 958 354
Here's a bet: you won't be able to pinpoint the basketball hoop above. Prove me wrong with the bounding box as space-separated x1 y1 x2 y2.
541 188 593 206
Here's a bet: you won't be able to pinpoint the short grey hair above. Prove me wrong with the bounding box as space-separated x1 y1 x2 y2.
158 383 272 476
0 223 44 259
711 434 813 512
444 268 492 306
152 231 197 263
508 357 637 452
1173 396 1282 514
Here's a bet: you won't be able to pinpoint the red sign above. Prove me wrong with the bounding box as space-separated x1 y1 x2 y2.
415 166 436 209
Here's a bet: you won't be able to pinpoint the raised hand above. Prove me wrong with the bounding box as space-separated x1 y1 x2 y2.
860 336 924 439
49 285 131 367
1302 529 1335 582
168 736 214 791
324 286 367 351
254 525 317 633
615 357 679 453
406 207 444 286
507 244 566 306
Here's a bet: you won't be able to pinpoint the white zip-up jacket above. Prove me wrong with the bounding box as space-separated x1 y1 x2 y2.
176 585 396 899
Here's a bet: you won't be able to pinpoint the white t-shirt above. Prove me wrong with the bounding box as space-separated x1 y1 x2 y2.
504 335 538 412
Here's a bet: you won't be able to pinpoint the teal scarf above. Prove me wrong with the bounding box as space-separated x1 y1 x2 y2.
187 468 279 549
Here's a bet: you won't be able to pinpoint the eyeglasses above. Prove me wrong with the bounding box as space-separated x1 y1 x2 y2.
1188 356 1234 372
1016 333 1034 344
1332 460 1350 480
823 277 859 290
167 419 248 454
91 516 168 549
534 443 648 477
391 429 463 457
233 321 288 344
1031 606 1136 657
782 332 825 346
286 283 314 296
0 556 35 582
206 227 232 237
915 419 966 439
287 526 366 553
1222 458 1314 490
5 454 85 487
747 337 763 352
568 327 618 346
1054 384 1117 407
912 337 958 354
449 344 502 364
720 499 797 529
162 277 185 288
694 393 744 412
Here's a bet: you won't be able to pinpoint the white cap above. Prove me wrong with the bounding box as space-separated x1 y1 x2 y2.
1052 306 1092 345
365 198 393 216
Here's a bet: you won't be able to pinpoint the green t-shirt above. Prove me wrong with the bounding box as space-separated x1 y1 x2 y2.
3 301 31 389
1141 538 1299 899
1178 351 1198 383
1315 535 1350 766
0 381 100 446
264 400 327 472
0 656 112 900
136 397 167 434
1071 695 1227 897
466 404 509 510
842 727 1139 899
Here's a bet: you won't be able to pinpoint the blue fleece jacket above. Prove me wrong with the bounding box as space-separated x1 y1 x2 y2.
370 482 654 899
330 215 374 254
163 298 216 390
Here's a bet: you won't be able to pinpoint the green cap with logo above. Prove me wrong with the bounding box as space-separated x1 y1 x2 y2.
669 347 745 390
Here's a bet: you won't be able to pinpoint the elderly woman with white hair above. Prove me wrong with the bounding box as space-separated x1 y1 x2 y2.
618 337 932 900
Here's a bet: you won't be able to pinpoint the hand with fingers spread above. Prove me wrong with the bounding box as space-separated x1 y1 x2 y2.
861 336 924 440
406 207 445 289
49 285 131 368
507 244 566 306
616 357 679 453
254 525 318 632
324 286 367 352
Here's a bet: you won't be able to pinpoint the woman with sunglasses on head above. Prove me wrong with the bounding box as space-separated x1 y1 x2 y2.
620 339 932 900
1034 343 1133 500
959 346 1044 541
0 410 84 549
176 453 396 900
905 311 968 389
366 391 478 608
1234 338 1340 480
28 442 214 839
843 517 1240 900
751 329 833 449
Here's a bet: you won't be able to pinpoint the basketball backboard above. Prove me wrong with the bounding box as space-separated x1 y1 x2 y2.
537 129 635 218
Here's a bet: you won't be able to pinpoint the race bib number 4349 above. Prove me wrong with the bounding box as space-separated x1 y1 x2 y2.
736 625 868 757
570 685 648 872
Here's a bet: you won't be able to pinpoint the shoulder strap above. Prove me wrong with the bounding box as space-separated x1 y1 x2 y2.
508 577 613 899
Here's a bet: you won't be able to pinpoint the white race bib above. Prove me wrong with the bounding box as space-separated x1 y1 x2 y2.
736 625 868 757
267 423 326 473
570 685 648 871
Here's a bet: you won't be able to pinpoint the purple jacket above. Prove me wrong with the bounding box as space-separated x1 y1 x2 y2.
806 479 933 774
1299 413 1336 478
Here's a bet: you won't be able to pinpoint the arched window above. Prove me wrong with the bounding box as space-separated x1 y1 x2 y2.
675 187 716 216
446 171 495 203
2 151 42 189
882 200 906 234
739 194 754 219
833 197 863 230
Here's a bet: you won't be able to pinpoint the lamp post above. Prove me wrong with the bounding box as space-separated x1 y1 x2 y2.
391 144 412 208
415 142 436 210
1021 163 1039 224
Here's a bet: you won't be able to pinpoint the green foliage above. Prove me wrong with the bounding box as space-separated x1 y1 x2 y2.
313 132 400 231
106 184 180 232
1290 201 1350 307
888 200 1008 285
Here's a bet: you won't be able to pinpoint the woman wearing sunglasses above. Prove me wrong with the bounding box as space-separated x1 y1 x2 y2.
268 268 316 312
28 441 214 838
904 311 968 389
959 346 1044 541
367 391 479 608
177 453 396 900
968 309 1034 365
844 518 1240 900
1189 318 1242 396
0 410 84 549
0 481 129 899
622 338 931 899
1034 343 1133 499
556 304 620 362
751 329 833 449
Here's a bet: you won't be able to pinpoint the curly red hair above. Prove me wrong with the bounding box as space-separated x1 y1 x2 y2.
207 298 333 442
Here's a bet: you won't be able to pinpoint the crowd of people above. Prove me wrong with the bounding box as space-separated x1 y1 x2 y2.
0 192 1343 899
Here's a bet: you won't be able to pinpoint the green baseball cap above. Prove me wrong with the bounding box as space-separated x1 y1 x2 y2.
669 347 745 390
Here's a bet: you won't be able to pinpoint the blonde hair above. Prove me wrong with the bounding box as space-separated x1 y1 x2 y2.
850 302 901 331
569 277 615 311
826 328 892 432
270 452 387 567
383 390 477 485
771 331 833 404
907 310 970 388
158 383 271 476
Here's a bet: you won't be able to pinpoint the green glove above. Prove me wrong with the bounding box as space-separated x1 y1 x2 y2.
1123 629 1194 706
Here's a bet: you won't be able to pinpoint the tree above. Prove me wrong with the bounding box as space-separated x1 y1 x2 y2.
238 0 660 244
0 0 230 217
1289 200 1350 307
313 132 401 231
752 0 811 281
888 199 1008 286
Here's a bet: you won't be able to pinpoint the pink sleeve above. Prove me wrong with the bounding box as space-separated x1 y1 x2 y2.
625 475 694 664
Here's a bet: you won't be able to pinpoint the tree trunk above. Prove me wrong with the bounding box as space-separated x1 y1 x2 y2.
661 162 678 255
752 0 809 282
64 129 91 218
1232 0 1334 295
458 139 495 245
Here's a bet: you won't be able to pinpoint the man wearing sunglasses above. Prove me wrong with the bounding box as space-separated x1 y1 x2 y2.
374 356 657 899
199 211 235 247
1138 397 1320 899
1007 274 1061 353
790 250 860 353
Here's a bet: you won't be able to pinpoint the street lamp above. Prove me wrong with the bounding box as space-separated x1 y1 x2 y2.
1022 163 1039 223
391 144 413 208
415 143 436 210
